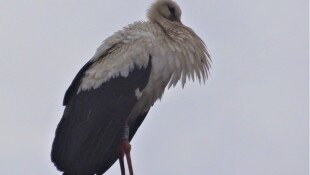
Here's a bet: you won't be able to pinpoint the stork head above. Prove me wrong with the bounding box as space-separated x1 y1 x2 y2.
147 0 182 23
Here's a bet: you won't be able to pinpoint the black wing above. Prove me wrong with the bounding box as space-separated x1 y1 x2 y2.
63 60 94 106
51 58 152 175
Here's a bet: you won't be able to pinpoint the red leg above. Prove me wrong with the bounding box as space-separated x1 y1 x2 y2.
123 140 133 175
119 150 126 175
121 123 134 175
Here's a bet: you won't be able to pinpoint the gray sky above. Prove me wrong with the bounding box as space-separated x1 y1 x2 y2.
0 0 308 174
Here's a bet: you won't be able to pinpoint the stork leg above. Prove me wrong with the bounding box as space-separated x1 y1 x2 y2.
119 150 125 175
118 123 134 175
123 139 133 175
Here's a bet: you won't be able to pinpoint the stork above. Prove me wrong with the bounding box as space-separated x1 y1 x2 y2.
51 0 211 174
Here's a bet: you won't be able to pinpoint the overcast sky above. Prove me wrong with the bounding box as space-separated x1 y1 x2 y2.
0 0 308 175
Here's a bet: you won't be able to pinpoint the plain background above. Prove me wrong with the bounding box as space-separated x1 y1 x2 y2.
0 0 308 174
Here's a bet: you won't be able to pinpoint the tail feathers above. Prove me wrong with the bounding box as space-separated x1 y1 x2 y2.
51 112 124 175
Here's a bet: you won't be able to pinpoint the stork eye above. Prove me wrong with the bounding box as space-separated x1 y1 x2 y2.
168 6 175 14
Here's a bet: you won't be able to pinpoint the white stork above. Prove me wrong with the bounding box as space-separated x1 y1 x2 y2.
51 0 211 174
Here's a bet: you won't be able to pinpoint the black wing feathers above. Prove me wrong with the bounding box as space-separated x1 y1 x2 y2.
52 58 152 175
63 44 119 106
63 61 94 106
129 110 149 141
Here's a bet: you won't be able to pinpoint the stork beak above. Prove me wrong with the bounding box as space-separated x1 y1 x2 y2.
170 13 182 24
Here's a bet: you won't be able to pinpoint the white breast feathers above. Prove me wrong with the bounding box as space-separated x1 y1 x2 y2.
78 21 211 113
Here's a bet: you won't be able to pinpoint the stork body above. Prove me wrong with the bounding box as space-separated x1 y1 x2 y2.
51 0 211 174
